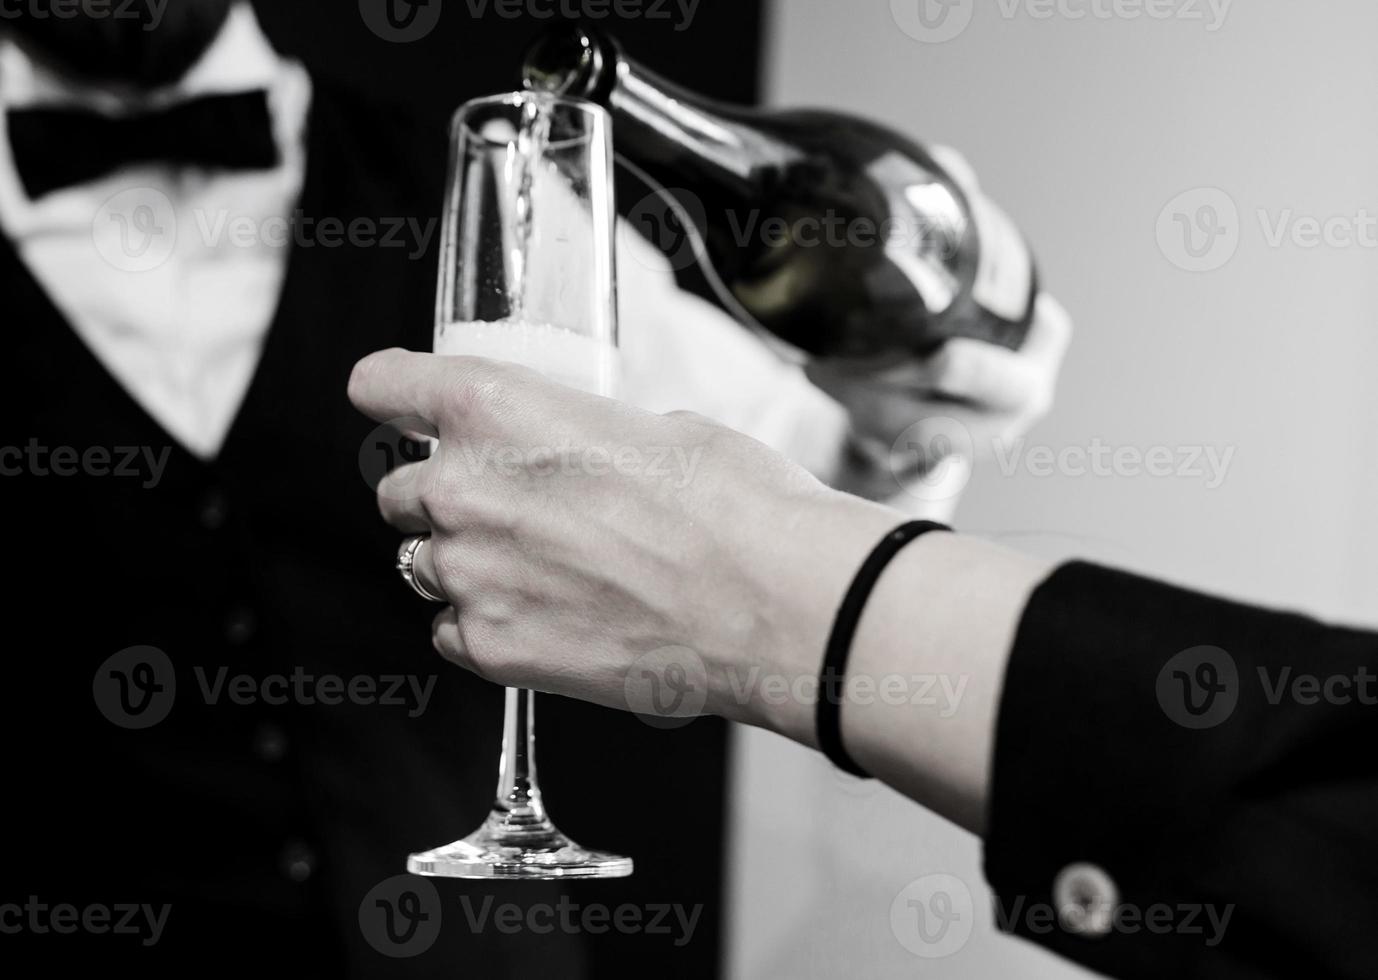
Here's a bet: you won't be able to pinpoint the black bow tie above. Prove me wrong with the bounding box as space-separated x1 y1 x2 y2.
7 89 280 200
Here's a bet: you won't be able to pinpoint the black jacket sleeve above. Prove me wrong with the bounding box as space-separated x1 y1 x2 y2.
983 562 1378 980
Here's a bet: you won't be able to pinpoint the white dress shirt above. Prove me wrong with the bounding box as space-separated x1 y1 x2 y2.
0 3 310 459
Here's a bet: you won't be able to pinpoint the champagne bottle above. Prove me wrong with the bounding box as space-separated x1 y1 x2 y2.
522 25 1038 367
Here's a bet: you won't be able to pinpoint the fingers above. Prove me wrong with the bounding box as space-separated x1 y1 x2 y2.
410 535 446 603
431 606 467 664
923 293 1073 414
350 348 526 432
348 348 458 427
377 463 433 533
929 144 981 197
926 338 1046 414
1022 292 1075 371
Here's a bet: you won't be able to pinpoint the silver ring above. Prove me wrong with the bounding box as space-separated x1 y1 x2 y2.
396 535 447 603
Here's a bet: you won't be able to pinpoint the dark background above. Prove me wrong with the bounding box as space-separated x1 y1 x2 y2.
252 1 767 127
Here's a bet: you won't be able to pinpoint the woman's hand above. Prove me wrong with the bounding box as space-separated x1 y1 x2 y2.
348 348 898 736
350 347 1052 831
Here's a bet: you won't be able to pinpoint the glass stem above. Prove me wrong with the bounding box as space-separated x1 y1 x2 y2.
492 687 550 830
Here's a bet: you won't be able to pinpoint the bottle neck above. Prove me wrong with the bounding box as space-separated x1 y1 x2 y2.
529 27 792 199
604 57 773 196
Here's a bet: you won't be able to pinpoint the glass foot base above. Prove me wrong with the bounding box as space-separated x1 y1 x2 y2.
407 813 633 880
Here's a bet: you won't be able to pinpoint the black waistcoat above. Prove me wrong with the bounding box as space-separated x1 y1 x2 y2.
0 83 727 979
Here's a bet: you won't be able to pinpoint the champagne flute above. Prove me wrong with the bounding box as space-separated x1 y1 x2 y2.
406 92 631 879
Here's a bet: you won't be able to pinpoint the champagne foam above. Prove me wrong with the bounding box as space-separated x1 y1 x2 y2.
435 320 620 397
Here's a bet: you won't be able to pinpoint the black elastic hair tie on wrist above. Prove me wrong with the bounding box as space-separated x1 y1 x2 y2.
817 520 951 778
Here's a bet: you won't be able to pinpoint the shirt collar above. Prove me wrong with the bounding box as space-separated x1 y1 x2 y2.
0 1 311 236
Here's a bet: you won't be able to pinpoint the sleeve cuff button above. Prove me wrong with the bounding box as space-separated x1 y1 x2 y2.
1053 863 1119 938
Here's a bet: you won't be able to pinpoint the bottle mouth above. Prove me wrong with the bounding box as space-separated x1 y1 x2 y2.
521 25 606 99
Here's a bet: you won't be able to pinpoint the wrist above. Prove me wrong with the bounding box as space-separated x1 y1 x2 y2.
722 488 903 745
842 533 1055 831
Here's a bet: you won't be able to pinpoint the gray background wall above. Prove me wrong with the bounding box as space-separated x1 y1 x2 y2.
727 1 1378 976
